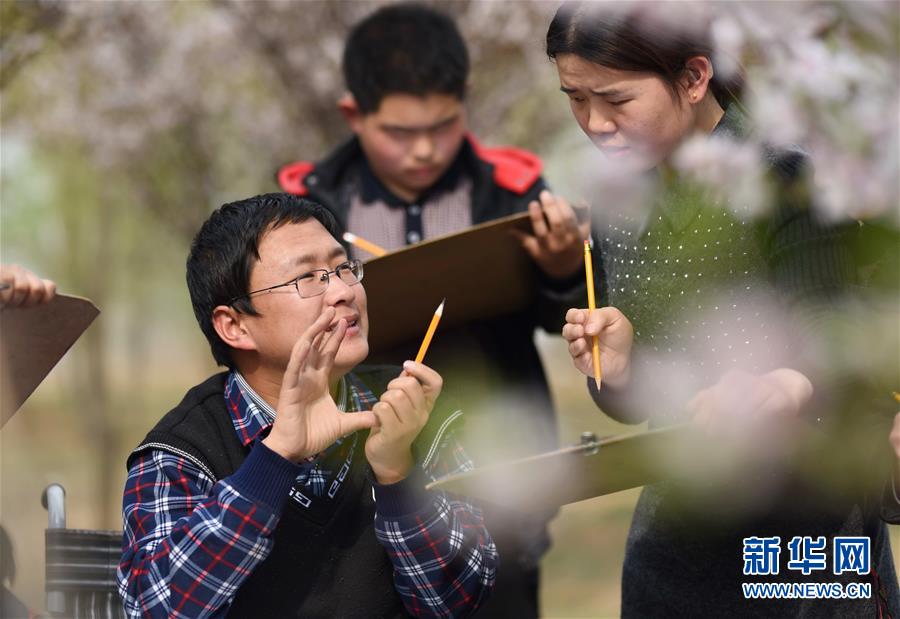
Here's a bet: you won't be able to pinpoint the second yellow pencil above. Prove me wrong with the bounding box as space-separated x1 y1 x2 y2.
583 240 602 388
415 299 445 364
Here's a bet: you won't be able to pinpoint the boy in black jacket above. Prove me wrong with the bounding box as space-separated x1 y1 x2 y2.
277 7 586 614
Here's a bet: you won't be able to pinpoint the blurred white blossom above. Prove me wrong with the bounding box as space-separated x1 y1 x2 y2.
672 134 768 219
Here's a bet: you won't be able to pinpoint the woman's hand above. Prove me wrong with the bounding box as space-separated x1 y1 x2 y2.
688 368 813 431
562 306 633 388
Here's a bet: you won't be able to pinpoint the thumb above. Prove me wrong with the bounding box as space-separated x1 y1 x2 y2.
585 309 613 336
342 411 378 435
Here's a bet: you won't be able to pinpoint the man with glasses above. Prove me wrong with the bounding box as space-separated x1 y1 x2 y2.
117 193 498 618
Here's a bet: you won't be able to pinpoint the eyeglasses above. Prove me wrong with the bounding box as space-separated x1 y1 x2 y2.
229 259 364 306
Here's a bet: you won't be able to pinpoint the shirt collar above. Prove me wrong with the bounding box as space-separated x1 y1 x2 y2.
357 145 467 208
224 371 364 447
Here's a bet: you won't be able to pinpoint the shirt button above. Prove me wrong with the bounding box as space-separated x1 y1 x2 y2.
408 204 421 216
407 231 421 244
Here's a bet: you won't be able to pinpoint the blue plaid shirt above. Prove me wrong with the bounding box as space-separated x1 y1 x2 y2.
118 371 497 618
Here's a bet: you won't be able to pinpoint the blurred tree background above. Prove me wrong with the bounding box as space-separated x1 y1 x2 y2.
1 1 897 616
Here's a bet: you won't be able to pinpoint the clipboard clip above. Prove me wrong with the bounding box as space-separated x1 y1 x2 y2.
579 431 600 456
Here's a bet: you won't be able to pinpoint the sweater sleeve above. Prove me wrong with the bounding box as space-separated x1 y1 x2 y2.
117 442 300 618
758 148 865 419
372 430 498 619
515 176 593 334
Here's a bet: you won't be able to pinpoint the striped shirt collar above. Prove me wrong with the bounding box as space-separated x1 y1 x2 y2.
224 371 356 447
358 141 468 208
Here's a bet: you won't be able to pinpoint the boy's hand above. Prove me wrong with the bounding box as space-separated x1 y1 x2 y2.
365 361 442 484
264 307 377 463
514 190 590 279
0 264 57 308
562 307 633 388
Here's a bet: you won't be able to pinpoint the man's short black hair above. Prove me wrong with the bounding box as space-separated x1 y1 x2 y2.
186 192 339 368
343 2 469 114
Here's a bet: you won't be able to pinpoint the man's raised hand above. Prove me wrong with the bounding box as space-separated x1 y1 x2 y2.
263 307 376 463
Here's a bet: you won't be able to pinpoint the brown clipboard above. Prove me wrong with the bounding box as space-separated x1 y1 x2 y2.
0 294 100 426
361 212 535 353
426 425 699 509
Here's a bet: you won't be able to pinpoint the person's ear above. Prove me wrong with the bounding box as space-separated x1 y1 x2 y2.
212 305 258 353
337 93 364 133
683 56 714 104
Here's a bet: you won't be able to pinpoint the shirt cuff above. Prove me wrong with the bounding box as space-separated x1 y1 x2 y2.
372 466 432 517
228 440 301 512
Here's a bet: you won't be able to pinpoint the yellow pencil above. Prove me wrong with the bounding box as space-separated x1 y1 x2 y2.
342 232 387 258
583 240 602 388
415 299 445 364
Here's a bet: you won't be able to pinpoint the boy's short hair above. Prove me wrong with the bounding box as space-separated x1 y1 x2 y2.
186 193 339 368
343 3 469 114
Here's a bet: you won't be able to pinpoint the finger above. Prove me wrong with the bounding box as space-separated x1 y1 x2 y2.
340 410 378 435
584 309 611 336
304 307 337 340
0 265 18 307
719 371 757 414
305 308 337 366
400 361 442 397
562 322 585 343
552 193 579 223
566 307 589 325
585 307 624 336
540 192 563 230
373 400 403 428
307 335 323 369
380 388 416 424
40 279 57 304
9 271 36 307
387 376 426 415
22 272 47 307
527 199 549 238
568 338 589 359
282 336 313 392
752 387 793 420
0 281 12 307
541 191 574 233
316 318 347 370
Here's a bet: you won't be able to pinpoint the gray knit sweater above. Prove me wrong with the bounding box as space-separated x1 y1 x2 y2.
590 106 899 618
